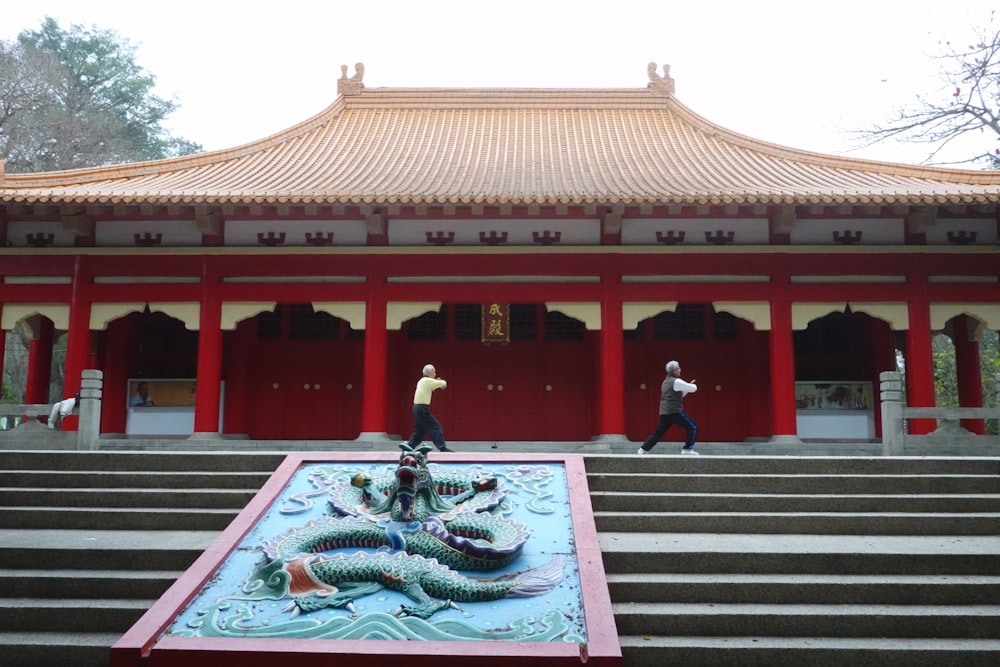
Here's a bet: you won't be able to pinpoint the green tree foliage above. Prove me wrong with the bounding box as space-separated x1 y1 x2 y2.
0 17 201 173
933 329 999 434
861 11 1000 168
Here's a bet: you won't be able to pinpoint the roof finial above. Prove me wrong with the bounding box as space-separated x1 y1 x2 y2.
338 62 365 96
647 62 674 95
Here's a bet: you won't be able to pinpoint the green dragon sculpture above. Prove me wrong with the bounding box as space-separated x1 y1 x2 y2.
243 443 565 619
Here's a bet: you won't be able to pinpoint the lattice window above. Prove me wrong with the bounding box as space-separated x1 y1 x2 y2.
289 304 340 340
652 304 706 340
545 310 585 341
713 311 739 340
454 304 482 341
510 304 538 341
257 306 281 340
407 308 447 340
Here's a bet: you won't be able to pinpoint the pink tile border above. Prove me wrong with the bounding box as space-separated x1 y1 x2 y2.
110 452 621 667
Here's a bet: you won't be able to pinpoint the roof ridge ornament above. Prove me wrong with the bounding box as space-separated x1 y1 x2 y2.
338 62 365 96
647 62 674 95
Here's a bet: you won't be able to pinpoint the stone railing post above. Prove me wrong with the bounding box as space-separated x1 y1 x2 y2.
77 369 103 451
995 372 1000 433
880 371 904 456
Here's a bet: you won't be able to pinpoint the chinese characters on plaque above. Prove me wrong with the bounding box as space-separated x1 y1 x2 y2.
482 302 510 343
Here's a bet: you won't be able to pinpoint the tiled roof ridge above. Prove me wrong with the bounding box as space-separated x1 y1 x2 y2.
3 80 1000 207
6 84 1000 191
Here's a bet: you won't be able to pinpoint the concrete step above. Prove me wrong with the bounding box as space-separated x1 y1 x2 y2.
0 506 239 530
0 450 286 472
613 602 1000 639
0 631 119 667
605 573 1000 605
586 473 1000 494
0 569 181 599
0 598 153 633
0 487 258 509
0 529 217 571
594 511 1000 535
598 533 1000 575
616 635 1000 667
583 455 1000 475
591 491 1000 513
0 470 274 489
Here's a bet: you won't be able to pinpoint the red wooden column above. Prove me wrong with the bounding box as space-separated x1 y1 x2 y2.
954 315 984 434
0 305 6 398
905 298 936 435
768 293 798 439
598 280 625 438
360 276 388 436
25 316 54 404
193 263 223 435
62 258 93 413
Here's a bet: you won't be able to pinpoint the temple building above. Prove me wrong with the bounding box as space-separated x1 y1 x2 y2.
1 63 998 444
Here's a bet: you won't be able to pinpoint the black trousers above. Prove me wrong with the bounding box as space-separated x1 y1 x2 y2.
406 404 447 451
640 411 698 451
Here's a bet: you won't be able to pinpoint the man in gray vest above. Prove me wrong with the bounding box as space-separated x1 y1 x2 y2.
637 360 699 455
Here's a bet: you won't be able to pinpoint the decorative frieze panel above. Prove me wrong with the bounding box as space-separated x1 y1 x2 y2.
7 221 79 248
95 220 203 247
226 220 367 246
622 218 769 245
387 219 599 246
788 218 904 245
923 218 998 245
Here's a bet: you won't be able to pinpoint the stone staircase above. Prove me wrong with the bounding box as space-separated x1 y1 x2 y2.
0 450 284 666
0 450 998 665
590 455 1000 666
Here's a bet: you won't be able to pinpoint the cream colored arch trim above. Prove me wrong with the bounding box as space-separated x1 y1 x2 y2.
313 302 366 330
147 302 200 330
848 303 910 331
930 303 1000 337
1 304 70 331
622 302 677 330
89 302 202 330
220 302 277 330
387 302 442 330
792 303 846 330
712 302 771 330
90 303 145 330
545 302 601 330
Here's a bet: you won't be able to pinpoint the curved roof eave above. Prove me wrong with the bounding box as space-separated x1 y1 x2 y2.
1 85 999 207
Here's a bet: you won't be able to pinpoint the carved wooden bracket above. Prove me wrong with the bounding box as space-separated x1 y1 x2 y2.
946 230 977 245
257 231 286 246
426 231 455 246
532 230 561 245
705 230 734 245
655 230 685 245
479 230 508 245
134 232 163 246
26 232 55 247
305 232 334 246
833 230 863 244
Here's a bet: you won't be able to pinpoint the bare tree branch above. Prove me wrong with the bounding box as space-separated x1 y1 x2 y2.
857 10 1000 169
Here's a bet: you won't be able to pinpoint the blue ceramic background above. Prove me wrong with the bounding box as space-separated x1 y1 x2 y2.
165 460 586 643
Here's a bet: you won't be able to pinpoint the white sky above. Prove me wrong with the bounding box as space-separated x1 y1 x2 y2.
2 1 996 166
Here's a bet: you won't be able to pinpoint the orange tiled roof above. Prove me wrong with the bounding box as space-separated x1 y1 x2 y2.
3 80 1000 207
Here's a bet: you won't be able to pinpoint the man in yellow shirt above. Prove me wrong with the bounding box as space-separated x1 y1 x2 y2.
405 363 453 452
